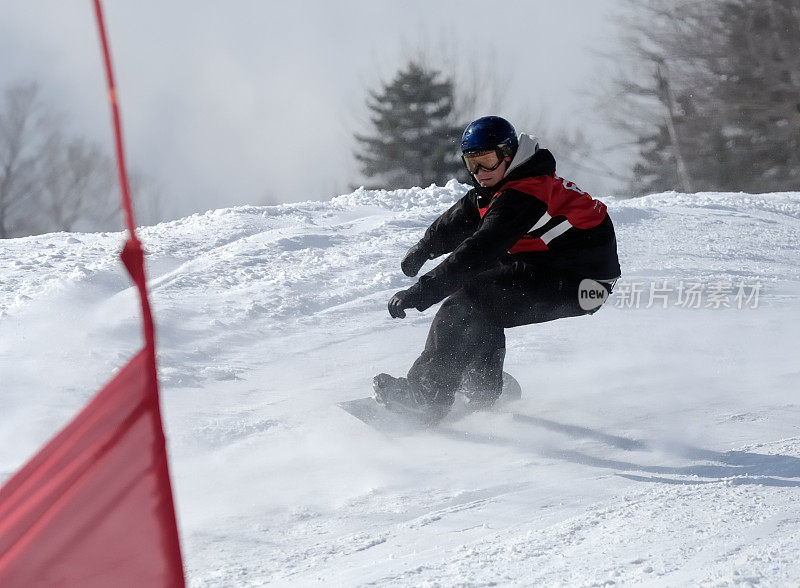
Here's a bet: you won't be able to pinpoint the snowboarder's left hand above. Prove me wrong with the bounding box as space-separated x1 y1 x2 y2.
401 243 428 277
388 290 413 319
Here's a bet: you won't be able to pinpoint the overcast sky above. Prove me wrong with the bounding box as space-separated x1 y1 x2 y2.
1 1 627 219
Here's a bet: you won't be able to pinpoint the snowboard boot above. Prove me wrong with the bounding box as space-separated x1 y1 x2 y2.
373 373 447 425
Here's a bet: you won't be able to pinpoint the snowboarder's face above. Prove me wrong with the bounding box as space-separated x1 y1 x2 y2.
463 149 509 188
474 159 508 187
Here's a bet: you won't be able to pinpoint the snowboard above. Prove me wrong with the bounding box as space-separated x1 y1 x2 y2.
339 372 522 434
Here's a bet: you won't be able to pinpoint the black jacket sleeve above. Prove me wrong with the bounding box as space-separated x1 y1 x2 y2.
415 192 481 259
406 188 548 311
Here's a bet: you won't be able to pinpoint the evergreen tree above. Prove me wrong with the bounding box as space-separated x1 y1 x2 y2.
710 0 800 192
354 62 465 189
608 0 800 194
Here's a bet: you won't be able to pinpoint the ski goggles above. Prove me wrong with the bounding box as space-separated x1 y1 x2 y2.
461 149 504 174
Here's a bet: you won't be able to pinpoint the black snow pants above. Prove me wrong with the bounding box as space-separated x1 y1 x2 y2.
407 264 602 408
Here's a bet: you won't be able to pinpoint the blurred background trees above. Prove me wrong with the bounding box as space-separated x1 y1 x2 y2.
354 0 798 198
0 82 171 238
0 84 48 238
605 0 800 195
3 0 798 239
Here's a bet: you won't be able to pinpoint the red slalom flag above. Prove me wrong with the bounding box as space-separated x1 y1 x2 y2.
0 349 184 586
0 1 184 586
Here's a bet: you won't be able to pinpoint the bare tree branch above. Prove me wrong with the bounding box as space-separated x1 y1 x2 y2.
0 83 46 237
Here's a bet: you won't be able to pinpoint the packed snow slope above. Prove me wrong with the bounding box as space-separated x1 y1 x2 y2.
1 181 800 586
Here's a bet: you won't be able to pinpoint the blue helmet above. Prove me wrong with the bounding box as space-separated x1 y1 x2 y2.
461 116 518 157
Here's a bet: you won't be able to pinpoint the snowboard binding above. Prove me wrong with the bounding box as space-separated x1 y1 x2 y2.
372 373 447 425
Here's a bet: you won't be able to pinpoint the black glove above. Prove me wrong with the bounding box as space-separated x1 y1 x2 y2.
388 290 413 319
401 243 429 277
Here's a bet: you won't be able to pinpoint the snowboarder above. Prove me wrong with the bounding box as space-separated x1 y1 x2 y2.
374 116 621 423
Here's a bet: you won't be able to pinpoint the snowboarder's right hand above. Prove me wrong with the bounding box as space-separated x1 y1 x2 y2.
401 243 429 277
388 290 412 319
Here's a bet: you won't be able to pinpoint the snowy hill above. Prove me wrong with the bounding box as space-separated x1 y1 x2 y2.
1 182 800 585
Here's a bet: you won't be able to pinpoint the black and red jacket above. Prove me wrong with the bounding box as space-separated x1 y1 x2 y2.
405 134 621 311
